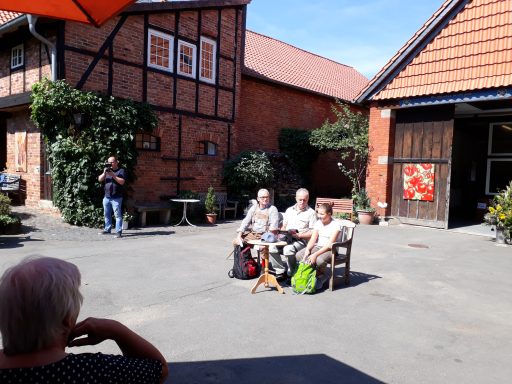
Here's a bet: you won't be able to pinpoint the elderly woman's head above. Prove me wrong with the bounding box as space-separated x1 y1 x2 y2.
0 256 83 355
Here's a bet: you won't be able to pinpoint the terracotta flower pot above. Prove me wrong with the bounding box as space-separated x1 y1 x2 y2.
357 210 374 225
206 213 217 224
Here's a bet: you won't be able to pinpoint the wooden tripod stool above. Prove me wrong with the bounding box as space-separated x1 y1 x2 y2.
247 239 287 294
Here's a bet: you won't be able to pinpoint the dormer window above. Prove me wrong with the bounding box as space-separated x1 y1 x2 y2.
11 44 24 69
197 141 217 156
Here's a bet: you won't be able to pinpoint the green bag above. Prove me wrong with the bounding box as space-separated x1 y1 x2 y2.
291 262 316 294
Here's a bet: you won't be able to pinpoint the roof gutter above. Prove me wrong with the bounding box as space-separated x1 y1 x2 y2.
27 15 57 81
0 14 26 37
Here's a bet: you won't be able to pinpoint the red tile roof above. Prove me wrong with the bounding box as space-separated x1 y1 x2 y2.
358 0 512 102
244 30 368 101
0 11 21 25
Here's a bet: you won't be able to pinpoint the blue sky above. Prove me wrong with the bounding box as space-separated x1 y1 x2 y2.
246 0 445 79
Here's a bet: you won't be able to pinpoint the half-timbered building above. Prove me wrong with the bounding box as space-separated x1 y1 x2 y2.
0 0 248 206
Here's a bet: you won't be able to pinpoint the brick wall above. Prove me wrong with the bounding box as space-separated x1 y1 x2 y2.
5 110 44 206
366 104 395 214
0 36 52 98
236 76 362 197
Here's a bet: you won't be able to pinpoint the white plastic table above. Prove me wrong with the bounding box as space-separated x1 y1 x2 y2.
170 199 200 226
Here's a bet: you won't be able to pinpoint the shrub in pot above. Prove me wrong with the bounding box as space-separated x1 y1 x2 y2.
353 188 375 225
204 186 218 224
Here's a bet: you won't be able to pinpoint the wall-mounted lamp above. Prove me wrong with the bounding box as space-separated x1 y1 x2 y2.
73 112 84 128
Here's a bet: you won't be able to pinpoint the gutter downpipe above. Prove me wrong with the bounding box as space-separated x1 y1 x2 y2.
27 15 57 81
27 14 57 202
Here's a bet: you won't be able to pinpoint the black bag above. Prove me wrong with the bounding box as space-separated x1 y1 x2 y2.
228 245 260 279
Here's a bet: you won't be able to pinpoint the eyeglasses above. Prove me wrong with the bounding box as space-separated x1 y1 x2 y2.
258 195 270 199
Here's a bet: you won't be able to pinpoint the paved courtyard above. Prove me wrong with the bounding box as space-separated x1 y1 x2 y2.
1 207 511 384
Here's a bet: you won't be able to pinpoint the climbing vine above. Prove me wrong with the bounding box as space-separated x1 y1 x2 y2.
30 79 157 227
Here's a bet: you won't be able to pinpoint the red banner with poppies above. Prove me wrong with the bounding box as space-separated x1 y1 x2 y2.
403 163 435 201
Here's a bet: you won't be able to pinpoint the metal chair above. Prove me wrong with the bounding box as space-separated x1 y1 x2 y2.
329 219 356 291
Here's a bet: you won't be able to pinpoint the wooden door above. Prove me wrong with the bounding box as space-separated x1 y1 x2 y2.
391 106 454 229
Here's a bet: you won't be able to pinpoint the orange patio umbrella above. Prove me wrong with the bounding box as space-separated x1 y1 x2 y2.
0 0 137 27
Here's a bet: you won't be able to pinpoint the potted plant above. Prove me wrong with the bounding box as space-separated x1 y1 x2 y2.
204 186 218 224
484 181 512 244
0 194 22 235
122 212 134 230
353 188 375 225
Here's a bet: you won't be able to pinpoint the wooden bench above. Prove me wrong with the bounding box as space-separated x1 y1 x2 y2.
0 173 23 204
315 197 354 220
134 203 172 227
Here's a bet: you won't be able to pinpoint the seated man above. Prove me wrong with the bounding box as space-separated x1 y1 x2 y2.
235 188 280 246
269 188 317 278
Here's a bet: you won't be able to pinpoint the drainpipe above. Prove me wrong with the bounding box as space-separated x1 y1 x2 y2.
27 15 57 202
27 15 57 81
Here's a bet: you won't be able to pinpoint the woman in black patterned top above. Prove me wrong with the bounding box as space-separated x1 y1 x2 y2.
0 256 169 383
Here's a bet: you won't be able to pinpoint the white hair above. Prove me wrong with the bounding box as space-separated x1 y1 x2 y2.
296 188 309 197
0 256 83 355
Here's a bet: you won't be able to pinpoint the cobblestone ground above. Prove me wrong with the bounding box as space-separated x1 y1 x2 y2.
9 206 237 242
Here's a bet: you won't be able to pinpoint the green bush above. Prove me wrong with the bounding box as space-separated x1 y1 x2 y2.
0 214 21 226
0 194 11 216
30 79 157 227
223 151 274 197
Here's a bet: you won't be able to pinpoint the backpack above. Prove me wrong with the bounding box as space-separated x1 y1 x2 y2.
228 245 260 280
291 262 317 294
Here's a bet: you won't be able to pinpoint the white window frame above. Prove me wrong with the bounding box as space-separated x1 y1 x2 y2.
199 36 216 84
488 122 512 155
11 44 24 69
177 40 196 78
147 29 173 72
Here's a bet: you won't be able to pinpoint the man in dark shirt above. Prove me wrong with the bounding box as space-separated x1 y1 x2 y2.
98 156 126 238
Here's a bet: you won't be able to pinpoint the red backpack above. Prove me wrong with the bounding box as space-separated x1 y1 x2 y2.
228 245 260 279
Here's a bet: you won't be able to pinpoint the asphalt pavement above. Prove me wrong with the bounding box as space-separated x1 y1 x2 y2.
1 206 511 384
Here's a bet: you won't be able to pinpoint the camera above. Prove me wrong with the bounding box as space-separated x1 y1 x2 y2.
104 163 112 171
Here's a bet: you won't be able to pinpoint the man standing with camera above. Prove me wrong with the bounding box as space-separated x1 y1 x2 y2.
98 155 126 238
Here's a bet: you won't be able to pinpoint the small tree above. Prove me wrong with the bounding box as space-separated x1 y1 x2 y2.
309 101 369 195
204 186 217 214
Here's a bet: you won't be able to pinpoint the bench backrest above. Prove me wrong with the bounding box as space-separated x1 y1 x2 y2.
0 174 21 191
315 197 353 218
198 191 227 205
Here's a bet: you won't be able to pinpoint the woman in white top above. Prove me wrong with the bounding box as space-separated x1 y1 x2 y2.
294 203 340 288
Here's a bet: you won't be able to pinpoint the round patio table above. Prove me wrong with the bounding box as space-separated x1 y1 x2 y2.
171 199 200 226
247 239 287 294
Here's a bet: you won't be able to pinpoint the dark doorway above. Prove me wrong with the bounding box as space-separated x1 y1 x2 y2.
450 116 502 227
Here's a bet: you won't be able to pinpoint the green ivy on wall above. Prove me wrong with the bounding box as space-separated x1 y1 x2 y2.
30 79 157 227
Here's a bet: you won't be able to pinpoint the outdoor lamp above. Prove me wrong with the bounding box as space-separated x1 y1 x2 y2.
73 112 84 128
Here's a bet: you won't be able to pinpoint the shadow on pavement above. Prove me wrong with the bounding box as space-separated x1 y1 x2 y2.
167 354 384 384
345 270 381 287
121 230 175 238
0 236 44 249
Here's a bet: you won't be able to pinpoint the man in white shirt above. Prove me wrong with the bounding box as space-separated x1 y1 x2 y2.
269 188 317 277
